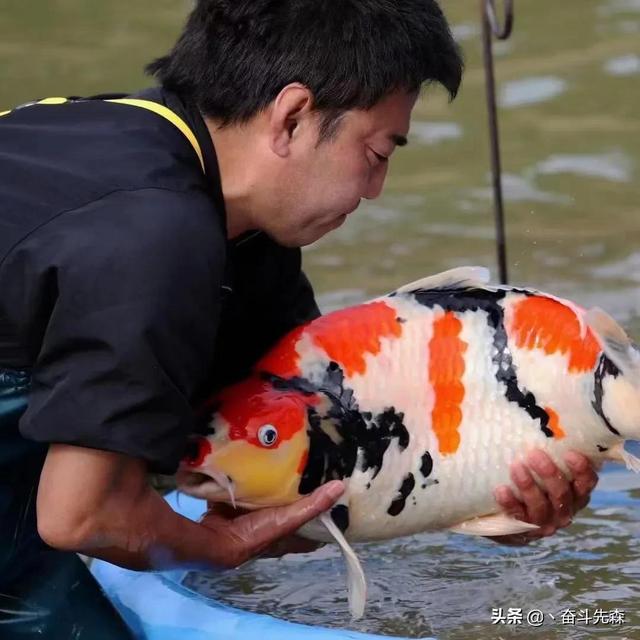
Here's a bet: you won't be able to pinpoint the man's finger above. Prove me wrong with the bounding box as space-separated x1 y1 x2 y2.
233 480 344 556
527 450 573 527
493 485 527 522
566 451 598 510
510 461 551 525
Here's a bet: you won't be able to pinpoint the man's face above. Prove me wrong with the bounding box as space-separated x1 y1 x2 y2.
259 90 417 247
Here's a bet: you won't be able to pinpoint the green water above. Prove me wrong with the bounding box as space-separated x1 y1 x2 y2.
2 1 639 638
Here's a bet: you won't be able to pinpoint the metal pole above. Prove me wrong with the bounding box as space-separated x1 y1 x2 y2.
481 0 514 284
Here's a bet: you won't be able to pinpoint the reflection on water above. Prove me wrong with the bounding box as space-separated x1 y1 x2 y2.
599 0 640 15
469 174 572 205
450 24 479 43
604 54 640 75
183 464 640 640
535 151 634 182
410 122 463 146
591 252 640 283
499 77 568 109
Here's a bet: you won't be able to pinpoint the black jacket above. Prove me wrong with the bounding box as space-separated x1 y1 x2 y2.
0 87 319 474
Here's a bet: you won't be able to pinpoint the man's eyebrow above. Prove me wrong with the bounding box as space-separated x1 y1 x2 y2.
390 134 408 147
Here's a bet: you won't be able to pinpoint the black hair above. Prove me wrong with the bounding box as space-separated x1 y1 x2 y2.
147 0 463 139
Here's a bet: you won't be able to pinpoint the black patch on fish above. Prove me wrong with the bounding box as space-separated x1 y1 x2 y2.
374 407 409 452
421 479 439 489
296 364 411 494
387 473 416 516
298 407 333 495
366 482 371 490
396 317 407 324
591 354 621 436
597 445 608 452
262 372 317 396
195 403 218 435
413 287 557 438
420 451 434 478
331 505 350 533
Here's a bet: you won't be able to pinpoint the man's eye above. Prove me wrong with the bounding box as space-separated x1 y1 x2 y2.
370 149 388 164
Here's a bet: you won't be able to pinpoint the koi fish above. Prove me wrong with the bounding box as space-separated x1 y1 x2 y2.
177 267 640 619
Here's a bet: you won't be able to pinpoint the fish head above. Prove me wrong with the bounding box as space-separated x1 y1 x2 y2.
177 375 317 508
587 308 640 439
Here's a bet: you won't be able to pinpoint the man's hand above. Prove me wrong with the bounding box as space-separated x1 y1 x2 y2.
37 445 343 572
200 484 343 568
490 450 599 546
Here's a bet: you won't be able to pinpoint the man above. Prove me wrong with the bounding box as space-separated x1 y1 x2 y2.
0 1 598 637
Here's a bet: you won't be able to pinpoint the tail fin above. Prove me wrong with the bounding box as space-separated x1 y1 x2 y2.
319 512 367 620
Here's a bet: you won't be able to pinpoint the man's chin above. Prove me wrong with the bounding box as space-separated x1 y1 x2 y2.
266 217 348 248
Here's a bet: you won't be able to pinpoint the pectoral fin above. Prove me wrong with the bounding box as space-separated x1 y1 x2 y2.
605 442 640 473
586 307 639 381
319 512 367 620
449 513 540 536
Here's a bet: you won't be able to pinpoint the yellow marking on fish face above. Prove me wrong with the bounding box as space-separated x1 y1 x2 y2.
209 428 309 506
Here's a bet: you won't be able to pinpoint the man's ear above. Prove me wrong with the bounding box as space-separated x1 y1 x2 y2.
268 83 314 158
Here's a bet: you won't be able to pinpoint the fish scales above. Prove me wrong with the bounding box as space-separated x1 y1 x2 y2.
177 267 640 619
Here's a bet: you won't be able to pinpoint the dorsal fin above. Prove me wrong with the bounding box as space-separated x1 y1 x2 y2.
586 307 639 377
392 266 491 296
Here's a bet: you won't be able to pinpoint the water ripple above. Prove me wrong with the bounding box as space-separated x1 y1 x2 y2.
182 473 640 639
499 76 568 108
604 54 640 75
535 151 634 182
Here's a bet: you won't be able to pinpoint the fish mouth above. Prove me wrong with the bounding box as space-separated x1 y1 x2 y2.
176 469 236 506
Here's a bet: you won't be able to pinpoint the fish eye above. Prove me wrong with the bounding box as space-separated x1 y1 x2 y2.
257 424 278 447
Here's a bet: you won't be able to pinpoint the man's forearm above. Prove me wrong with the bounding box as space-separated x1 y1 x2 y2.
37 445 225 571
37 444 343 570
77 490 227 571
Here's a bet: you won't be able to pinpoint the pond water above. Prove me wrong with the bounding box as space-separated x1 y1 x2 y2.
1 1 638 638
183 457 640 640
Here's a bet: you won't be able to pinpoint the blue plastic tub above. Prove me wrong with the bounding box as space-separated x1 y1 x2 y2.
91 492 427 640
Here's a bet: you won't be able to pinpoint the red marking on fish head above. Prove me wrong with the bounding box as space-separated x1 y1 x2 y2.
189 376 317 507
216 376 317 449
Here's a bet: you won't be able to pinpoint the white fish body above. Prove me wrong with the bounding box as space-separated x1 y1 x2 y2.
179 267 640 618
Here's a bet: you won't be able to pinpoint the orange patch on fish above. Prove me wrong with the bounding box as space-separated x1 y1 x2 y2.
544 407 566 439
511 297 600 373
429 312 467 455
257 302 402 378
307 301 403 377
257 326 306 377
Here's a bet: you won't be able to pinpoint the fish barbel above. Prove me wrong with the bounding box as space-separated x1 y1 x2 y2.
177 267 640 618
